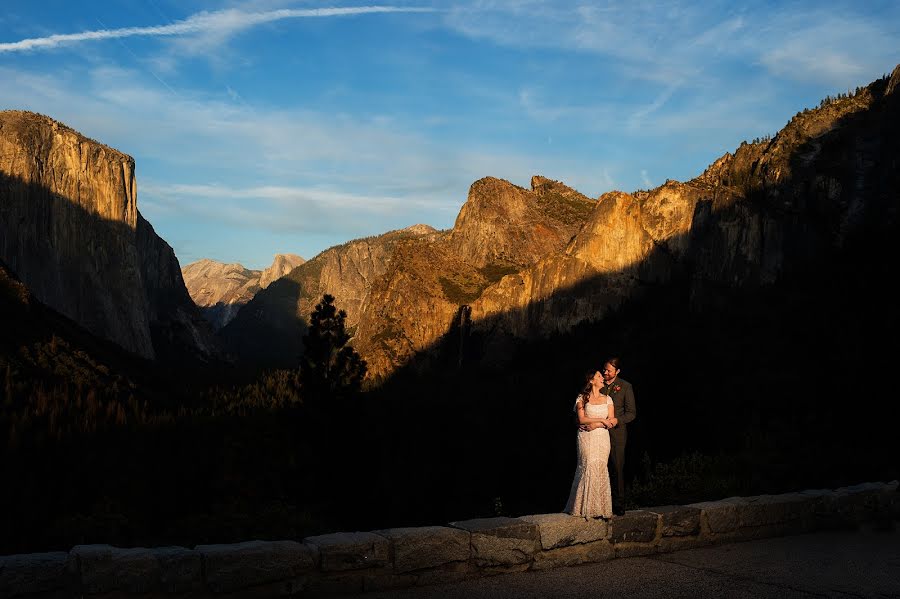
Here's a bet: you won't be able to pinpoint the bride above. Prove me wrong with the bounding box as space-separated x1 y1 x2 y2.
564 370 615 519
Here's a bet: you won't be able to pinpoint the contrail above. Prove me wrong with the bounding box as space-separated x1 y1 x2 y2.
0 6 436 53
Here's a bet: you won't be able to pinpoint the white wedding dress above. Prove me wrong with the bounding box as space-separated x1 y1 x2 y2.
564 396 613 518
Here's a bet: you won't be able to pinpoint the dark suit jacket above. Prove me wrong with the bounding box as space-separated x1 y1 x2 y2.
602 377 636 431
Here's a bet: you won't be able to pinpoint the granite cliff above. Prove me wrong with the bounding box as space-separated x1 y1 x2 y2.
466 64 900 344
352 65 900 378
196 65 900 380
353 176 596 378
220 224 438 367
0 110 217 361
259 253 305 289
182 253 304 330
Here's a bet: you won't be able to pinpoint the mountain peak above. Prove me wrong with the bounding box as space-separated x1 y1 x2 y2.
259 253 305 289
886 63 900 96
400 224 438 236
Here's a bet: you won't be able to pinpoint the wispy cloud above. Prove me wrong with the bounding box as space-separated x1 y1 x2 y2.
442 1 898 88
0 6 436 53
757 13 896 87
627 84 680 130
140 181 458 236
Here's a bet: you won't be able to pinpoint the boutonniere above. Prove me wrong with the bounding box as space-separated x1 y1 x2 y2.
613 384 621 393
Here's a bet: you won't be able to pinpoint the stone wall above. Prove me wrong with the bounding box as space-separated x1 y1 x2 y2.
2 481 897 598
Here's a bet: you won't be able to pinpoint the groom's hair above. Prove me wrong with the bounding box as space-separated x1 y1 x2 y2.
605 357 622 370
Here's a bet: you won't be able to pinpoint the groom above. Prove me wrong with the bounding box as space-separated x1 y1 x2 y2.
600 357 636 516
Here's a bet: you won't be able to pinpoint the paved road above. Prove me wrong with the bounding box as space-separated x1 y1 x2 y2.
347 528 900 598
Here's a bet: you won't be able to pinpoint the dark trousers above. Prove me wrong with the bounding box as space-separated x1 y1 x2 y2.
608 426 627 508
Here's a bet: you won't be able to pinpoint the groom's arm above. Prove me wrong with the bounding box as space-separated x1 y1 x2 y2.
619 383 636 425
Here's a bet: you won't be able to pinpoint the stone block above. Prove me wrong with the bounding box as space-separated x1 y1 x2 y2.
70 545 159 594
0 552 70 597
375 526 470 573
197 540 315 593
449 517 539 567
647 506 700 537
519 513 607 550
739 493 812 527
833 482 892 522
798 488 839 523
153 546 201 593
689 497 748 533
888 484 900 519
608 510 659 544
303 532 389 572
531 540 613 570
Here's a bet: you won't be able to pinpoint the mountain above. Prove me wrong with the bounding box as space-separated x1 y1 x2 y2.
353 175 596 378
223 65 900 384
259 253 305 288
361 65 900 375
222 174 595 375
182 253 304 330
0 110 218 362
220 224 437 368
466 64 900 346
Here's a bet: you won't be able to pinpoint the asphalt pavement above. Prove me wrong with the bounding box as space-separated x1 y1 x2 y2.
345 527 900 599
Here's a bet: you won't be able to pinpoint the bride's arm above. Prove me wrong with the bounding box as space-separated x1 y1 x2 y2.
575 400 609 425
605 400 617 428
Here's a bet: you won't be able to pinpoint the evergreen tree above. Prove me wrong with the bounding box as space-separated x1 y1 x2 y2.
300 294 367 401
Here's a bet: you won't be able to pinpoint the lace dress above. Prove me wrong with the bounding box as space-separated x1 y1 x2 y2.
564 396 613 518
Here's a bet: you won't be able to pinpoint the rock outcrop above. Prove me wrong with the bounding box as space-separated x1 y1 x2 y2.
220 225 438 367
466 64 900 342
182 254 304 330
0 110 217 361
352 65 900 377
446 175 595 269
353 177 596 379
258 253 304 289
218 65 900 380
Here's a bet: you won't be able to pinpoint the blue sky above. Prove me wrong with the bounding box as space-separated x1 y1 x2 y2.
2 1 898 269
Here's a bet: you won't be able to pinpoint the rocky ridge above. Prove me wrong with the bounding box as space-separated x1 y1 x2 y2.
259 253 305 289
353 176 596 378
355 65 900 376
182 253 304 330
220 224 438 367
474 65 899 344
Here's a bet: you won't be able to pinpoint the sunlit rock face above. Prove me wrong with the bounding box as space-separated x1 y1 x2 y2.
467 64 900 342
0 110 216 360
183 259 261 330
188 65 900 377
221 225 438 368
446 176 596 269
355 64 900 376
182 254 304 330
259 253 305 289
353 177 597 379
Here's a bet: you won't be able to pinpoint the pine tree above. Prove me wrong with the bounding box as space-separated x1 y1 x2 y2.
300 294 367 402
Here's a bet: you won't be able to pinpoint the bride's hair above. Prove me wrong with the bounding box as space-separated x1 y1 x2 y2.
580 370 597 405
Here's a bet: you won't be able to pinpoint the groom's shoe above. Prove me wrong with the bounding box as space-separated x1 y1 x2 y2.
613 506 626 516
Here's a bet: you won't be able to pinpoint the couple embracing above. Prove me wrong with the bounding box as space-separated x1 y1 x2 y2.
564 357 637 519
